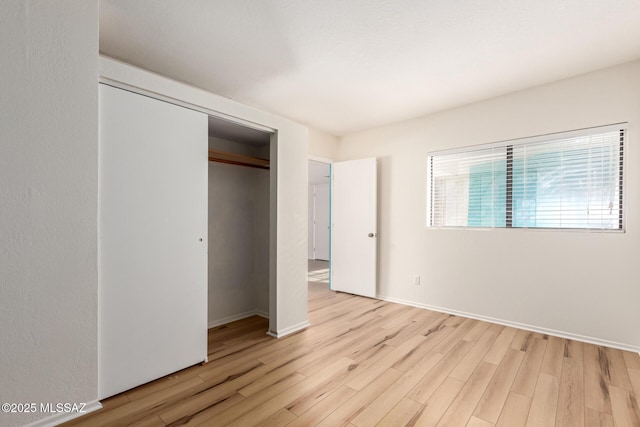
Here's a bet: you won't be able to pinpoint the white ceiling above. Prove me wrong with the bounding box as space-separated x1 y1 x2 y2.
100 0 640 136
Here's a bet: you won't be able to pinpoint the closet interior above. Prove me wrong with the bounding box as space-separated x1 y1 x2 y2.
207 115 271 328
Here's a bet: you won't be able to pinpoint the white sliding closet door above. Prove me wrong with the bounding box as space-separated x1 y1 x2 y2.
99 84 208 399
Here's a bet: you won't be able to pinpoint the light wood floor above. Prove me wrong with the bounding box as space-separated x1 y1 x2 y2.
65 282 640 426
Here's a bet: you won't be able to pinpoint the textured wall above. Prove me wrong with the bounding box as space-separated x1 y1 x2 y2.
0 1 99 426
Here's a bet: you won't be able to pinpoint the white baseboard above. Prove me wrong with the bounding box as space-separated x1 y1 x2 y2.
24 400 102 427
255 310 269 319
208 310 269 329
267 320 311 339
378 295 640 354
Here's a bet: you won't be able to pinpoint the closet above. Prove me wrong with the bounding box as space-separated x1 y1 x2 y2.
98 56 311 401
99 85 272 400
207 116 271 327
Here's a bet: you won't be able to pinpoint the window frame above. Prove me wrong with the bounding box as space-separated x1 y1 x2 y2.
427 123 627 232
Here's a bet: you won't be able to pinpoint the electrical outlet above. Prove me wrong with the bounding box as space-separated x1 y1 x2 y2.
413 275 420 286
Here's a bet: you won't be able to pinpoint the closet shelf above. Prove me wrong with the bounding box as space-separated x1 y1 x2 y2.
208 149 269 170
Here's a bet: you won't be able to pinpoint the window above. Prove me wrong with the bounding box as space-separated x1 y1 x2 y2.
428 124 626 230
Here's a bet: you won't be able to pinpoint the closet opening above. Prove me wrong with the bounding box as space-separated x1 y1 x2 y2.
207 115 272 343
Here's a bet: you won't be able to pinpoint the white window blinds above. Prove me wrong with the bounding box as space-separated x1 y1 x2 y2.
428 124 626 230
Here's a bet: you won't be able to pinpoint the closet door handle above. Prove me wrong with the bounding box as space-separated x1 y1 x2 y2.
368 233 375 238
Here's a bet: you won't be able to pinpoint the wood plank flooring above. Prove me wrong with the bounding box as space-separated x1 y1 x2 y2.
64 281 640 426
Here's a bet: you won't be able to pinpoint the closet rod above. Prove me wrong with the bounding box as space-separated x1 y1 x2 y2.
208 149 270 170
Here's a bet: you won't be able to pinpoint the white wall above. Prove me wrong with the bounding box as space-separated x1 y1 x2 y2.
0 2 99 426
100 56 309 337
339 60 640 351
309 127 339 159
208 138 269 326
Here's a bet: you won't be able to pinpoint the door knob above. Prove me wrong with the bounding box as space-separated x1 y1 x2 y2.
368 233 375 238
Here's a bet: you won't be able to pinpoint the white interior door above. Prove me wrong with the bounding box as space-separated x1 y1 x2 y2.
99 84 208 399
331 158 377 297
314 184 330 260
